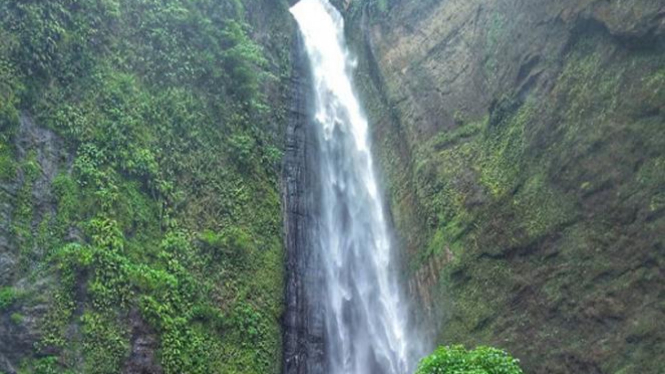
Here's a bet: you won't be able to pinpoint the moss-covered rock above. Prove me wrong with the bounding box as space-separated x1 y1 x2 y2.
346 0 665 372
0 1 294 373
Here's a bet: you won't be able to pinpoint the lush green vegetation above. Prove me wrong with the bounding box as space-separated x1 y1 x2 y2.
0 287 18 311
416 345 523 374
0 0 292 373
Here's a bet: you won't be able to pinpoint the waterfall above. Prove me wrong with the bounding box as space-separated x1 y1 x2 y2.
289 1 418 373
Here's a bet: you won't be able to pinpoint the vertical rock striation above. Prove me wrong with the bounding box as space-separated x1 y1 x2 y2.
282 32 326 374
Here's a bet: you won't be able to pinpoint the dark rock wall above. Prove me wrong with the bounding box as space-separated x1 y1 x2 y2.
345 0 665 372
282 33 326 374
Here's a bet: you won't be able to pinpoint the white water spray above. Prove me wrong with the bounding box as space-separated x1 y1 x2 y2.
290 1 419 373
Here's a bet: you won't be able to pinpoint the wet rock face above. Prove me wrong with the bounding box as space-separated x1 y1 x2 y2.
123 309 162 374
0 287 50 374
16 114 72 241
0 254 14 286
282 33 326 374
346 0 665 373
0 114 68 374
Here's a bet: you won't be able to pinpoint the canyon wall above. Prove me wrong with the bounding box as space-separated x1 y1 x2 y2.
346 0 665 372
0 1 294 373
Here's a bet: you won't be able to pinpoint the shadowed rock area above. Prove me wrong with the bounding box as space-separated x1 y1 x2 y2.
282 32 326 374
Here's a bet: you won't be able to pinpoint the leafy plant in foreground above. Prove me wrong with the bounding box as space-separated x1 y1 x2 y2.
416 345 524 374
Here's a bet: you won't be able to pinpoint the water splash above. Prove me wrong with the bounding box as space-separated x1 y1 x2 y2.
290 1 420 373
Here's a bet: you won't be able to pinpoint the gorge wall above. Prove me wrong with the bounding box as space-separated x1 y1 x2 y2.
2 0 664 373
344 0 665 373
0 1 295 373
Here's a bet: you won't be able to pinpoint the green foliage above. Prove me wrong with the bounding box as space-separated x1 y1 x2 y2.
10 312 24 324
0 139 16 180
220 20 269 103
25 356 63 374
431 119 484 150
0 31 23 135
228 133 257 167
38 243 80 351
81 312 130 374
479 100 530 197
13 151 42 258
0 287 17 311
52 173 80 237
200 227 253 268
0 0 291 372
416 345 523 374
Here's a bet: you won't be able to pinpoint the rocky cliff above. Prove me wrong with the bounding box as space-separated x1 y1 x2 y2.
282 33 327 374
0 1 294 373
345 0 665 373
2 0 664 373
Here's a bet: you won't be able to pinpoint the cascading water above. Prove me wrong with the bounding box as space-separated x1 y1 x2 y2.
289 1 419 373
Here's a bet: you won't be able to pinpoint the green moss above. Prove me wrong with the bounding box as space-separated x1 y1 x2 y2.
10 312 24 324
512 173 576 238
0 287 18 311
431 118 484 150
81 312 130 374
38 244 80 351
12 151 42 265
478 102 532 198
0 140 16 180
17 355 75 374
0 57 22 137
52 173 80 238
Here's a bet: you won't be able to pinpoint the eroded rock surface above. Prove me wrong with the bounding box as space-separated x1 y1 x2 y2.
347 0 665 372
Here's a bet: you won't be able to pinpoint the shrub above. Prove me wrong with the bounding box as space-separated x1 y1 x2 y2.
10 312 24 324
0 287 17 311
416 345 524 374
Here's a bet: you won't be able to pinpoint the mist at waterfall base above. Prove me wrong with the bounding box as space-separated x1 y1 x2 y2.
290 0 424 373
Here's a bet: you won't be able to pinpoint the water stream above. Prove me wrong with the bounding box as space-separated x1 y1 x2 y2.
289 1 418 373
